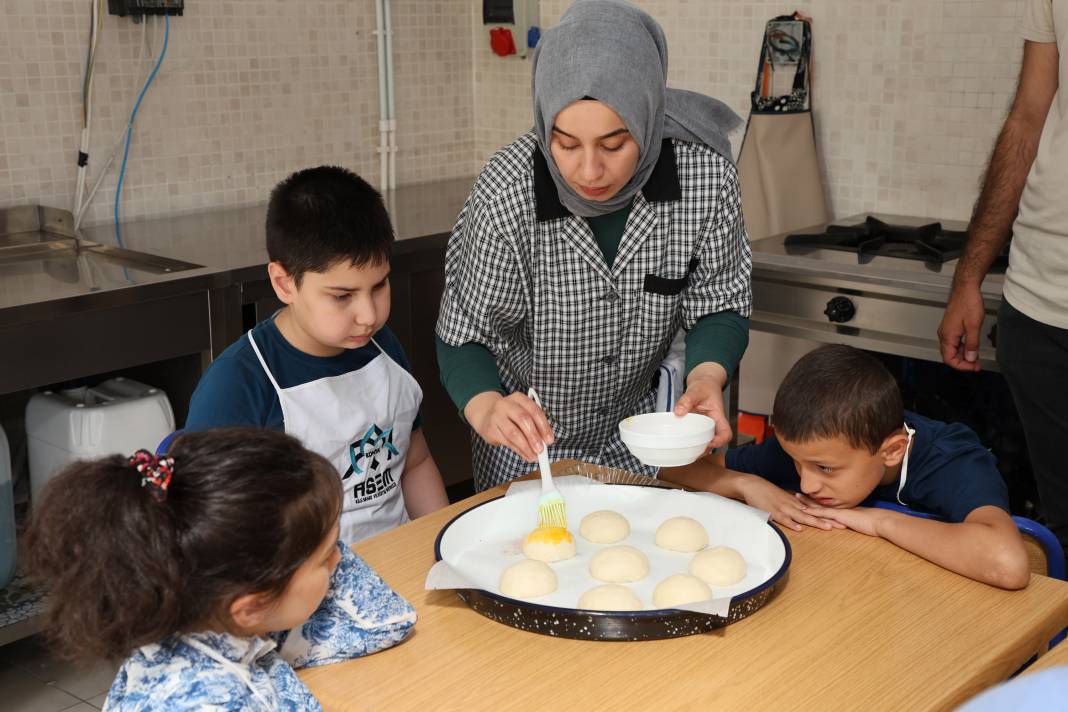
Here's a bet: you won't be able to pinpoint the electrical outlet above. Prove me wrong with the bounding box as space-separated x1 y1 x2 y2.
107 0 184 17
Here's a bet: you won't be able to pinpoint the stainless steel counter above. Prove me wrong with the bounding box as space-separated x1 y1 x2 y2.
0 176 475 394
0 176 474 327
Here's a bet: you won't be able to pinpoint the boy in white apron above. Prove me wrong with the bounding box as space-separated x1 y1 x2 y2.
186 166 449 545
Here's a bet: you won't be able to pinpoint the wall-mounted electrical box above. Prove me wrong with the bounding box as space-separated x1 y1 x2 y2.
483 0 540 58
108 0 184 17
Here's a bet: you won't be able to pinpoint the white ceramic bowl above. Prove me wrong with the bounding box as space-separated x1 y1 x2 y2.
618 412 715 467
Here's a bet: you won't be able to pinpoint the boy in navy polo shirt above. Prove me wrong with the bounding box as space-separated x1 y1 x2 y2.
662 344 1030 589
186 166 448 544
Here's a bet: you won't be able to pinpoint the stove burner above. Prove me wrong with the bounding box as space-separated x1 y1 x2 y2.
785 216 1009 271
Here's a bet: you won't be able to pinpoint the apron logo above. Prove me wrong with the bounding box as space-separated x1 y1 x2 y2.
343 424 400 504
343 424 398 478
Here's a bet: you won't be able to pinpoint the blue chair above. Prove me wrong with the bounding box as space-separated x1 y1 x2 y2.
872 499 1066 650
155 429 183 456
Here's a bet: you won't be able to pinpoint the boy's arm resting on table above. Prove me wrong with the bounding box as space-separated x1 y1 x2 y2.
276 543 418 669
802 504 1031 590
401 429 449 518
660 455 839 532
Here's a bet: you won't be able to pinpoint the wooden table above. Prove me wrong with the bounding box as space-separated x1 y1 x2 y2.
1021 635 1068 676
301 462 1068 712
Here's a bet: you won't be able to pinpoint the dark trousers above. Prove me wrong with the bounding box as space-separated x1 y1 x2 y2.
998 299 1068 563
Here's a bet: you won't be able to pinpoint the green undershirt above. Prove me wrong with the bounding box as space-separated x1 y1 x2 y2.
436 204 749 415
586 204 633 269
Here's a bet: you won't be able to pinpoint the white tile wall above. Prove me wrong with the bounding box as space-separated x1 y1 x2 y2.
0 1 1033 228
0 0 475 226
472 0 1028 221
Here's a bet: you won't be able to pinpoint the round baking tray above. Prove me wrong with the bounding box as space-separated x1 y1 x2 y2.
433 480 791 641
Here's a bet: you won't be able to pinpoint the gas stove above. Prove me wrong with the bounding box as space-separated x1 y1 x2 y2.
748 213 1003 371
785 215 1008 270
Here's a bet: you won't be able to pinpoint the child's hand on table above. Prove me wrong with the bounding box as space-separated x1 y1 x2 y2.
737 477 845 532
798 503 893 537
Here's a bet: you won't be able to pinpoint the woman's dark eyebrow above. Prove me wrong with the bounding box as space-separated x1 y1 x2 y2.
551 126 630 140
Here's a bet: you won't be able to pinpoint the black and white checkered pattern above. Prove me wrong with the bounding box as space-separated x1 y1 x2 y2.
438 133 753 490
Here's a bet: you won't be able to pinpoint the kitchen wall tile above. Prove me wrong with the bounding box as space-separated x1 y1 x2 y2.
1 1 1032 229
472 0 1027 222
0 0 474 227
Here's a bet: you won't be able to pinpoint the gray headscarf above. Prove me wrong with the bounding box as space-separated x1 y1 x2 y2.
532 0 741 217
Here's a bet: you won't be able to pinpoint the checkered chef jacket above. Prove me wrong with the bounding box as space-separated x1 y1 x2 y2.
437 132 753 490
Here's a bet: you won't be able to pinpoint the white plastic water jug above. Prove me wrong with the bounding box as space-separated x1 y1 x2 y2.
25 377 175 506
0 424 15 589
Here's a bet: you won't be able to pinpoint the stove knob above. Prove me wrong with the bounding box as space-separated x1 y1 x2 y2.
824 296 856 323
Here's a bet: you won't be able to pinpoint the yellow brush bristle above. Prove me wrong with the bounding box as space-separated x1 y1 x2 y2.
538 501 567 529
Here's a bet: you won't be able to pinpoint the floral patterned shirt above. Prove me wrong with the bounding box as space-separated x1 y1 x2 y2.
103 543 416 709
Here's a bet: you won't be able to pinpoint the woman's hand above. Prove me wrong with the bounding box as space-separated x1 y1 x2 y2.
674 362 732 449
464 391 555 462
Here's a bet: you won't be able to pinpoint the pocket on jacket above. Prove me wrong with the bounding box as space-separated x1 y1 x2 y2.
643 273 687 296
642 258 698 296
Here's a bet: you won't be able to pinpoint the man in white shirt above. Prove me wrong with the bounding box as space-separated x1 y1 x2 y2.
938 0 1068 563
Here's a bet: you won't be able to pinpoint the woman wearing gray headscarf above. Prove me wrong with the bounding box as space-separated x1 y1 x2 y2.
436 0 752 490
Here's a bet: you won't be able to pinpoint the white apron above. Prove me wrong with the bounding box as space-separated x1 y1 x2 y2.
248 332 420 544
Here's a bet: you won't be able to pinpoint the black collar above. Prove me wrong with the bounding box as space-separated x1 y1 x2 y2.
533 139 682 222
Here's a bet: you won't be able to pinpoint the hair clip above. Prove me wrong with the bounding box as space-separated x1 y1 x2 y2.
128 449 175 502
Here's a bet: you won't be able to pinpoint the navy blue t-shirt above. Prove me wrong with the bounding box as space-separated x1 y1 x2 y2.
724 411 1008 523
185 317 421 432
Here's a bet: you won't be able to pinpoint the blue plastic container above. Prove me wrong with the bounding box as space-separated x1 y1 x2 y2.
0 424 15 589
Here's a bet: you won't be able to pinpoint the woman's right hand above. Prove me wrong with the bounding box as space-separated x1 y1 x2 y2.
464 391 555 462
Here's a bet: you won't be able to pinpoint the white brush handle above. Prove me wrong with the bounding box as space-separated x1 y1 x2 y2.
527 388 553 485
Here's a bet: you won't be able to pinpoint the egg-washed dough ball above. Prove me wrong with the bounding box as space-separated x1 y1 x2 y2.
652 574 713 609
655 516 709 552
499 559 557 598
523 526 577 563
589 545 650 583
579 510 630 544
689 546 748 587
578 584 643 612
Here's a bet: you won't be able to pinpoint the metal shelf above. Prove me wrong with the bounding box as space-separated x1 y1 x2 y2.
0 571 46 647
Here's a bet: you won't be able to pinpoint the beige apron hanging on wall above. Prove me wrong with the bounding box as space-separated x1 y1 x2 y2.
736 13 829 418
737 13 829 241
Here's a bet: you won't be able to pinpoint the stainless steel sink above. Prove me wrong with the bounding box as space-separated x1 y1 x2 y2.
0 205 204 293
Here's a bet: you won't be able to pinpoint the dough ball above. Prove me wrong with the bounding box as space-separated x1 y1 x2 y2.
689 546 748 587
655 516 709 552
577 584 643 612
579 510 630 544
589 545 650 583
499 559 557 598
652 574 713 609
523 526 577 563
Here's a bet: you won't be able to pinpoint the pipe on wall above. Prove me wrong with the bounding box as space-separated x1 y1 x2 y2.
374 0 397 191
374 0 390 191
384 0 396 190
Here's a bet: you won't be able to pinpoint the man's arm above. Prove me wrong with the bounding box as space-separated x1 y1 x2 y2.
938 40 1059 371
802 504 1030 590
400 429 449 518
